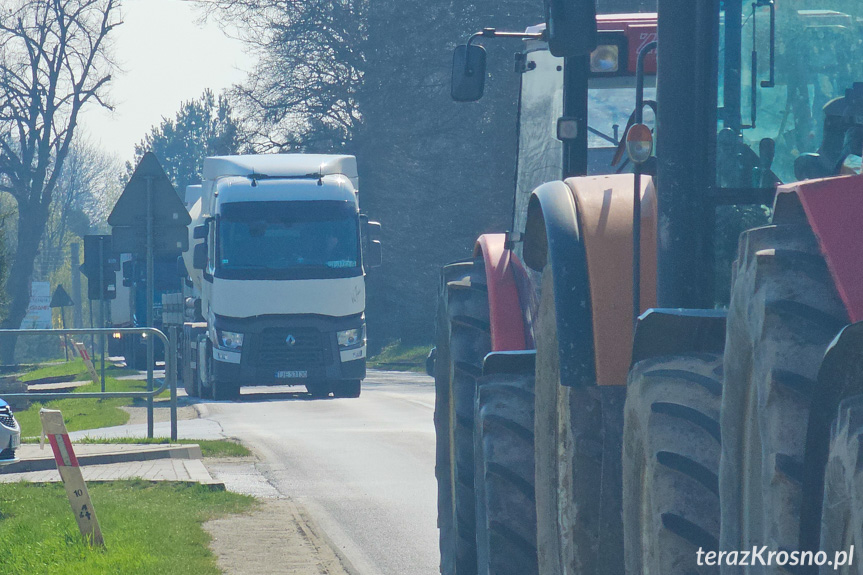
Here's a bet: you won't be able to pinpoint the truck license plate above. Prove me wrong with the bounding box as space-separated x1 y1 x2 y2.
276 370 308 379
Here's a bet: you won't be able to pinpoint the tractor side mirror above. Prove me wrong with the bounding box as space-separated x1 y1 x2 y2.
193 223 208 240
192 242 208 270
451 44 487 102
544 0 598 58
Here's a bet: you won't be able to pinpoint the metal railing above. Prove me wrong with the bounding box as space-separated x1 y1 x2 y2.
0 327 179 440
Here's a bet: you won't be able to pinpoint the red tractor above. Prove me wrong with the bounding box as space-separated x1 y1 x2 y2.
434 1 863 575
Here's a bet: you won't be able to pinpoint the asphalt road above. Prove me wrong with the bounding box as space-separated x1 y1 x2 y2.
202 370 439 575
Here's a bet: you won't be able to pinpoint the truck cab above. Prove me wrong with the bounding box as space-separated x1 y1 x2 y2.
184 154 380 400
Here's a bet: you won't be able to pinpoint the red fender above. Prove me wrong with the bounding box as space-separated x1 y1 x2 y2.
474 234 529 352
776 174 863 322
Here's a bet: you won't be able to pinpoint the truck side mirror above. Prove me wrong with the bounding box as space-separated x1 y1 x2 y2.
367 240 382 269
451 44 487 102
193 223 208 240
361 217 383 269
544 0 598 58
366 221 382 242
193 242 208 270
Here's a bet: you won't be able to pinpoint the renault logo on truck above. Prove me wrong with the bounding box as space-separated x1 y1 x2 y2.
286 335 297 346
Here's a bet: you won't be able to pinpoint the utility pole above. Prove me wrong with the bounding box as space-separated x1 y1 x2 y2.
71 243 82 328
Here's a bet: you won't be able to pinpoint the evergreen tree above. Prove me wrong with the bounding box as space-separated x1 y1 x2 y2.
129 90 241 194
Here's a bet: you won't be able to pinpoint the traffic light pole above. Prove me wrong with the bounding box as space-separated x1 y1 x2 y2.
146 176 155 439
98 237 106 393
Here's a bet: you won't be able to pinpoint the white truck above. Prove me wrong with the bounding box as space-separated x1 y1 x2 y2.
181 154 381 400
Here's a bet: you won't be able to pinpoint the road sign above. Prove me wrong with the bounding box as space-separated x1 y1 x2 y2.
108 152 191 253
51 285 75 361
111 224 188 255
20 282 51 329
111 152 190 436
50 285 74 308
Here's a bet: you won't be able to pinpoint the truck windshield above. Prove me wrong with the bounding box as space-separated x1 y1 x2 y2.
217 201 360 279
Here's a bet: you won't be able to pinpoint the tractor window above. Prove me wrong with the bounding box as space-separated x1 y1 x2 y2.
717 0 863 188
714 0 863 305
513 47 564 239
513 50 656 238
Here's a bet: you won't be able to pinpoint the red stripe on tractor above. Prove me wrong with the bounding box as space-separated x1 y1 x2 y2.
779 175 863 322
475 234 528 352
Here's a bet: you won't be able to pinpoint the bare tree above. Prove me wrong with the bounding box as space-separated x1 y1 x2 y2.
197 0 365 151
40 139 122 275
0 0 120 361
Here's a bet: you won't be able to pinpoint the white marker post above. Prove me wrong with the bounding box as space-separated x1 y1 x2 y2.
40 409 104 547
72 341 100 385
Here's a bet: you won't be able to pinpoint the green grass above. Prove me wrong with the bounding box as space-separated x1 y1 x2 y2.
368 340 431 372
69 438 251 458
18 359 136 382
0 481 255 575
13 360 159 438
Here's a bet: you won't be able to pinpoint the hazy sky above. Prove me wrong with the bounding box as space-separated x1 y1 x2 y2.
79 0 254 162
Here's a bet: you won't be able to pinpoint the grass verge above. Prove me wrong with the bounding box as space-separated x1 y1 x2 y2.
367 340 431 373
0 480 255 575
18 359 137 382
73 438 250 458
18 437 251 458
13 359 155 437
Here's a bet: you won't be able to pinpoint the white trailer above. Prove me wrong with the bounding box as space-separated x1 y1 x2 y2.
182 154 381 400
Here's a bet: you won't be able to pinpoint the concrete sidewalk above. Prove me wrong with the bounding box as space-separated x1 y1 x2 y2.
0 441 222 487
0 458 221 486
3 442 203 473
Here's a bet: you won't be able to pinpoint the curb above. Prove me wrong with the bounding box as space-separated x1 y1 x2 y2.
0 444 203 474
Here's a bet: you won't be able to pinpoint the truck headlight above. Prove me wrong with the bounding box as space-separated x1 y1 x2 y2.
338 326 365 348
218 330 244 350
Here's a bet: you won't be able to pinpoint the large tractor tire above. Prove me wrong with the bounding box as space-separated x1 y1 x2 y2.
719 222 848 575
623 353 723 575
819 395 863 574
474 372 538 575
533 265 624 575
435 258 491 575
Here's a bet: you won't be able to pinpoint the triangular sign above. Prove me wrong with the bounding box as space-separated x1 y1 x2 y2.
107 152 191 228
50 284 75 308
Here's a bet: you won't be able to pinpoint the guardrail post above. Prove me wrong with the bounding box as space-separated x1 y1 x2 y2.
169 326 178 442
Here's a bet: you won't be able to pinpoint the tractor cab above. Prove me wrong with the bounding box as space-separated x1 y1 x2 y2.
512 14 657 237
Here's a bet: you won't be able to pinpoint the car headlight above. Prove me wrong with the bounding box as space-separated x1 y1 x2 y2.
338 325 366 348
218 330 244 350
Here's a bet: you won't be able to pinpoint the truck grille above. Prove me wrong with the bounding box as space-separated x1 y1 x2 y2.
255 328 331 370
